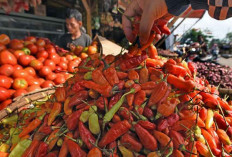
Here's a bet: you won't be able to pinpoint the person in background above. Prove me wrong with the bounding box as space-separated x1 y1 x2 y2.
197 35 208 54
57 8 92 50
122 0 232 44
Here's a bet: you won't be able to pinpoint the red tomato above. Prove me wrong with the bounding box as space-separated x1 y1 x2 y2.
46 72 57 81
39 66 52 76
48 53 60 65
63 72 73 80
0 75 12 89
18 55 31 66
30 59 43 70
80 52 88 59
60 57 68 63
13 78 28 90
41 80 55 88
12 69 28 79
9 39 24 50
24 67 36 76
55 66 62 73
25 76 37 85
13 64 23 71
0 43 6 51
36 39 46 47
87 45 97 55
68 60 80 73
26 44 38 54
27 85 41 92
29 55 36 61
58 62 68 70
8 89 15 98
0 50 17 65
36 50 48 59
66 55 73 61
38 57 45 63
44 59 56 71
13 89 28 98
74 45 83 55
54 74 65 85
25 36 36 43
38 78 45 85
0 99 12 110
0 64 14 76
46 46 56 54
37 46 45 52
0 34 10 45
24 41 33 46
73 57 81 64
13 50 25 59
0 87 10 101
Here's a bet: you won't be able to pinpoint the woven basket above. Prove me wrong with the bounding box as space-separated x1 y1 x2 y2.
0 86 58 120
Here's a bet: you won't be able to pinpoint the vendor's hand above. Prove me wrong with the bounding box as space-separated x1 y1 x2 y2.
122 0 172 44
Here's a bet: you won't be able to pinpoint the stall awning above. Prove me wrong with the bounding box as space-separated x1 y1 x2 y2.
180 6 206 18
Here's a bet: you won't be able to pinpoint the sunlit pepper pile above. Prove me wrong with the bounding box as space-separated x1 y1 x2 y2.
0 40 232 157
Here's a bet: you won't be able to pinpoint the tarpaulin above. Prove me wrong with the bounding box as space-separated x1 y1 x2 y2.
180 6 205 18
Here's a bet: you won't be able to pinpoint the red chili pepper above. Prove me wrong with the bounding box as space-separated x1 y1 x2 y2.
116 71 128 80
157 119 169 131
46 151 59 157
207 128 220 148
98 120 131 148
172 149 184 157
35 115 52 137
141 81 157 90
118 107 132 121
166 113 179 126
68 90 88 107
151 25 161 34
79 81 112 97
120 133 142 152
35 141 48 157
167 74 195 92
148 81 170 107
19 113 46 138
54 87 66 102
117 80 125 90
22 140 40 157
139 68 149 84
126 93 134 107
103 67 119 86
201 129 217 151
108 141 118 157
158 25 171 35
146 58 164 67
119 52 147 71
147 44 158 59
140 33 156 51
157 97 180 117
47 129 59 151
134 90 146 107
143 107 154 120
137 120 156 130
217 98 232 111
66 139 87 157
217 129 232 145
153 130 173 147
224 144 232 153
169 130 186 149
48 102 62 126
196 141 211 157
66 108 86 131
199 107 208 121
188 62 197 75
128 70 139 81
214 112 232 137
59 132 73 157
92 69 110 86
171 119 195 131
108 93 122 110
79 121 96 150
164 63 187 77
134 123 157 151
96 97 108 110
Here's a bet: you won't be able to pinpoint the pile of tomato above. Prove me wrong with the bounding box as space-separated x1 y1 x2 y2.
0 39 231 157
0 34 98 109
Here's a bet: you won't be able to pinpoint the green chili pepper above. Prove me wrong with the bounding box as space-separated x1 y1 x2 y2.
21 48 31 55
89 113 100 135
80 111 90 123
9 139 32 157
193 125 201 138
1 115 18 125
10 128 20 144
57 138 63 147
89 106 97 114
103 88 135 124
84 71 92 80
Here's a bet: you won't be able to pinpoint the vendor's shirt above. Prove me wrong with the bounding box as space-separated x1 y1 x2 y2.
57 33 92 50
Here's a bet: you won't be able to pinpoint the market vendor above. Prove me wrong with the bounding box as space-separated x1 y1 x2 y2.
122 0 232 44
57 9 92 50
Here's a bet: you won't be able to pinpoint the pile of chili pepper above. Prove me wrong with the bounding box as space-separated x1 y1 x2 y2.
0 43 232 157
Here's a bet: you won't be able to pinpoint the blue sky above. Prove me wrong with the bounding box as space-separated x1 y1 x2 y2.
174 11 232 40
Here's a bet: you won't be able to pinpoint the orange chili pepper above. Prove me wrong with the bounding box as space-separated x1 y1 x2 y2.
48 102 62 126
139 67 149 83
